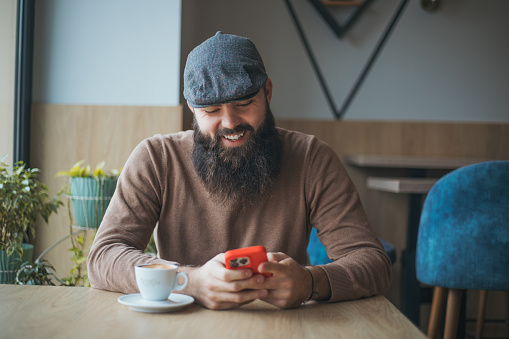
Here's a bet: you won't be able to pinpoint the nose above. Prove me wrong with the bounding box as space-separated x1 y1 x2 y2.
221 105 241 130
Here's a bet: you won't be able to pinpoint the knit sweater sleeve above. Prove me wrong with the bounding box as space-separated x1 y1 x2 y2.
304 138 392 302
87 136 177 294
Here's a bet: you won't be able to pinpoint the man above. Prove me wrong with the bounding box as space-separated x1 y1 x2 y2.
87 32 391 310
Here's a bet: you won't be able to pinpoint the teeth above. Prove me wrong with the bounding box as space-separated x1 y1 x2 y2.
223 132 245 141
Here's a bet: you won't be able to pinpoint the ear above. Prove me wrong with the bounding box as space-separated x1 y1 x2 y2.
264 78 273 105
187 101 195 113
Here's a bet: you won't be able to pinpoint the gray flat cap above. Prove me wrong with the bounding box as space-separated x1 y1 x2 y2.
184 31 268 108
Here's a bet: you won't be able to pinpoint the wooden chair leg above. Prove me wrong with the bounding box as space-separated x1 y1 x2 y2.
475 290 488 339
505 291 509 338
444 288 463 339
428 286 447 339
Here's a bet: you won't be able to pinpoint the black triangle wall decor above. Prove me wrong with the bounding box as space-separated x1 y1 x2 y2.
284 0 410 119
308 0 374 39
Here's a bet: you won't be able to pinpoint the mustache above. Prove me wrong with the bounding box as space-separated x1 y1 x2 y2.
191 106 282 207
216 124 254 137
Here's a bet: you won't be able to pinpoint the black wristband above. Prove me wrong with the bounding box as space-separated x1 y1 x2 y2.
302 266 319 302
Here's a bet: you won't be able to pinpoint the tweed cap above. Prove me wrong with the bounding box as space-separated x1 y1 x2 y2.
184 31 268 108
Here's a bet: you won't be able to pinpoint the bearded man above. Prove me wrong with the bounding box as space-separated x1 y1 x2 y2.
88 32 391 310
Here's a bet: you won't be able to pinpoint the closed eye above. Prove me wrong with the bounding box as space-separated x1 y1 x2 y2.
237 100 253 107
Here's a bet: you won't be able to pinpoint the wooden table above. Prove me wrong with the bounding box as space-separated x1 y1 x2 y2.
0 285 425 339
343 154 490 170
367 177 437 194
344 154 492 326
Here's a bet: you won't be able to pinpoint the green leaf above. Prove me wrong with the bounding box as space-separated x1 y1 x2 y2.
55 170 71 177
0 159 63 253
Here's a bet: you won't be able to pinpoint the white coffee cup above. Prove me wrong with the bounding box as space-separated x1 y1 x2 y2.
135 264 188 301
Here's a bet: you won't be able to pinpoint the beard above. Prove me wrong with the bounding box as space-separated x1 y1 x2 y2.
192 105 282 207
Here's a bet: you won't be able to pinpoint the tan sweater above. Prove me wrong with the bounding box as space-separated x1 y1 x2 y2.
87 128 392 302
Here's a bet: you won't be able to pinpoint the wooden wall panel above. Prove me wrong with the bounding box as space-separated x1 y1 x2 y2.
276 119 509 158
30 103 182 284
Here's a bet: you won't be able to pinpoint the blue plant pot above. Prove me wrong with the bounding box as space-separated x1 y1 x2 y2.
70 177 117 229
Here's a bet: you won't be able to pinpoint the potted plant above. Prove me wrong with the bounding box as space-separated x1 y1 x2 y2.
16 259 57 285
57 161 120 286
57 161 121 229
0 155 63 284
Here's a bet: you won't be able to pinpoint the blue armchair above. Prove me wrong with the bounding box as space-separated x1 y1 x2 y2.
416 160 509 339
307 227 396 265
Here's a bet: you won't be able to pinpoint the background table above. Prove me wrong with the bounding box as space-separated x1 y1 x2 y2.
343 154 489 171
0 285 425 339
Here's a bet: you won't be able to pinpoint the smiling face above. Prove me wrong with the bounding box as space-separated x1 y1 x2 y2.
190 79 282 206
190 79 273 148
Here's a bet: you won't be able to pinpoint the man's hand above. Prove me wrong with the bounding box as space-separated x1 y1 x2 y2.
257 252 313 309
179 253 268 310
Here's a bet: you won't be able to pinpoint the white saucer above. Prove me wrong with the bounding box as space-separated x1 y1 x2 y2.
118 293 194 313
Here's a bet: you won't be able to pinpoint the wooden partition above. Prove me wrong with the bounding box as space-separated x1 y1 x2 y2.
277 119 509 331
30 103 182 285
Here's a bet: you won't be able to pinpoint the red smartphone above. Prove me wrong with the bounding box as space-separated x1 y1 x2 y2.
225 245 271 277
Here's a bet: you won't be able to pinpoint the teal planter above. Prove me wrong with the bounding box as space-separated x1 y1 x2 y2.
70 177 117 229
0 243 34 284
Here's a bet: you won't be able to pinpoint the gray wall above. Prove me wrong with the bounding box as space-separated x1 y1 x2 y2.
33 0 181 106
181 0 509 122
30 0 509 121
0 0 17 160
